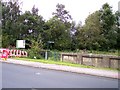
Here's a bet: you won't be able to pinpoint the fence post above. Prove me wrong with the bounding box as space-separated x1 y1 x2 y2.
102 56 110 68
77 53 83 65
45 50 48 60
60 53 63 62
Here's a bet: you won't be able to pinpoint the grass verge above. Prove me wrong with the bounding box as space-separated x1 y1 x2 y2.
13 57 119 72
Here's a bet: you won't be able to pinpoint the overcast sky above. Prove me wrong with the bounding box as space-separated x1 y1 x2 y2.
20 0 119 24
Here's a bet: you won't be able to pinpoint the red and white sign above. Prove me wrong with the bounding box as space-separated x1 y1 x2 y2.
0 48 28 59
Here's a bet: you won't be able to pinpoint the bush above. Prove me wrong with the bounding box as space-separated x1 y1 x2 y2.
27 37 43 59
27 49 43 59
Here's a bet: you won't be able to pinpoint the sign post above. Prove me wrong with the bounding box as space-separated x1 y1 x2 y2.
45 41 54 60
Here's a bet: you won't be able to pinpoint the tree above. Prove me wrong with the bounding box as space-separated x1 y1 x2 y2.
42 17 71 50
70 21 81 50
76 11 104 50
17 6 44 58
52 3 72 23
2 0 21 48
27 34 43 59
114 11 120 50
17 6 45 49
2 1 44 49
49 3 73 50
18 12 44 39
31 5 39 15
100 3 116 50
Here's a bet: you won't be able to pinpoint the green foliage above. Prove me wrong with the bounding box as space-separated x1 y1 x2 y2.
114 11 120 50
52 3 72 23
99 3 117 50
42 17 72 50
27 34 43 59
76 11 104 50
42 3 73 50
1 1 119 53
17 10 44 41
2 0 21 47
75 3 118 51
2 1 44 49
27 49 42 59
16 57 94 68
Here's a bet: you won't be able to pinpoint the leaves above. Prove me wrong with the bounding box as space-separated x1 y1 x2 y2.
99 3 117 50
52 3 72 23
1 1 119 51
42 17 71 50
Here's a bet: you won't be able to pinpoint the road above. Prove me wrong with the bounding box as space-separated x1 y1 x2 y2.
2 62 119 88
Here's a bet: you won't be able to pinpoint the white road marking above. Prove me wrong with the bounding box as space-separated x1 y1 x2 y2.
35 72 41 75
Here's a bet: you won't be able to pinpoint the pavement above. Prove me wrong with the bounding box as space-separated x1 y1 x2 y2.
0 58 119 79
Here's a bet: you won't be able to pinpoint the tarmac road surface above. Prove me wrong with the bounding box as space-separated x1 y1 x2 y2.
2 63 119 88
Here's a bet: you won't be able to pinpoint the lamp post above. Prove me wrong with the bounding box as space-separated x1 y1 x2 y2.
0 20 2 48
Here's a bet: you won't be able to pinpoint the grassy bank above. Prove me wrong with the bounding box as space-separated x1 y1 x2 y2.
13 57 119 72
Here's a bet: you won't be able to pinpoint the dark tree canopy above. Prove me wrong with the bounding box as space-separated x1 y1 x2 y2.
52 3 72 23
1 1 119 52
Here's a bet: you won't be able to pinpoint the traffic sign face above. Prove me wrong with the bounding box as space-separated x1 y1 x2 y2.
16 40 25 48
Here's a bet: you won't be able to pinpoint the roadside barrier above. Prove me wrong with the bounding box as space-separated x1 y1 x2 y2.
0 48 28 60
9 49 27 57
0 48 9 60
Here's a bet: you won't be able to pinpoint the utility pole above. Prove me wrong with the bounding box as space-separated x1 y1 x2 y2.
0 2 2 48
118 1 120 12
